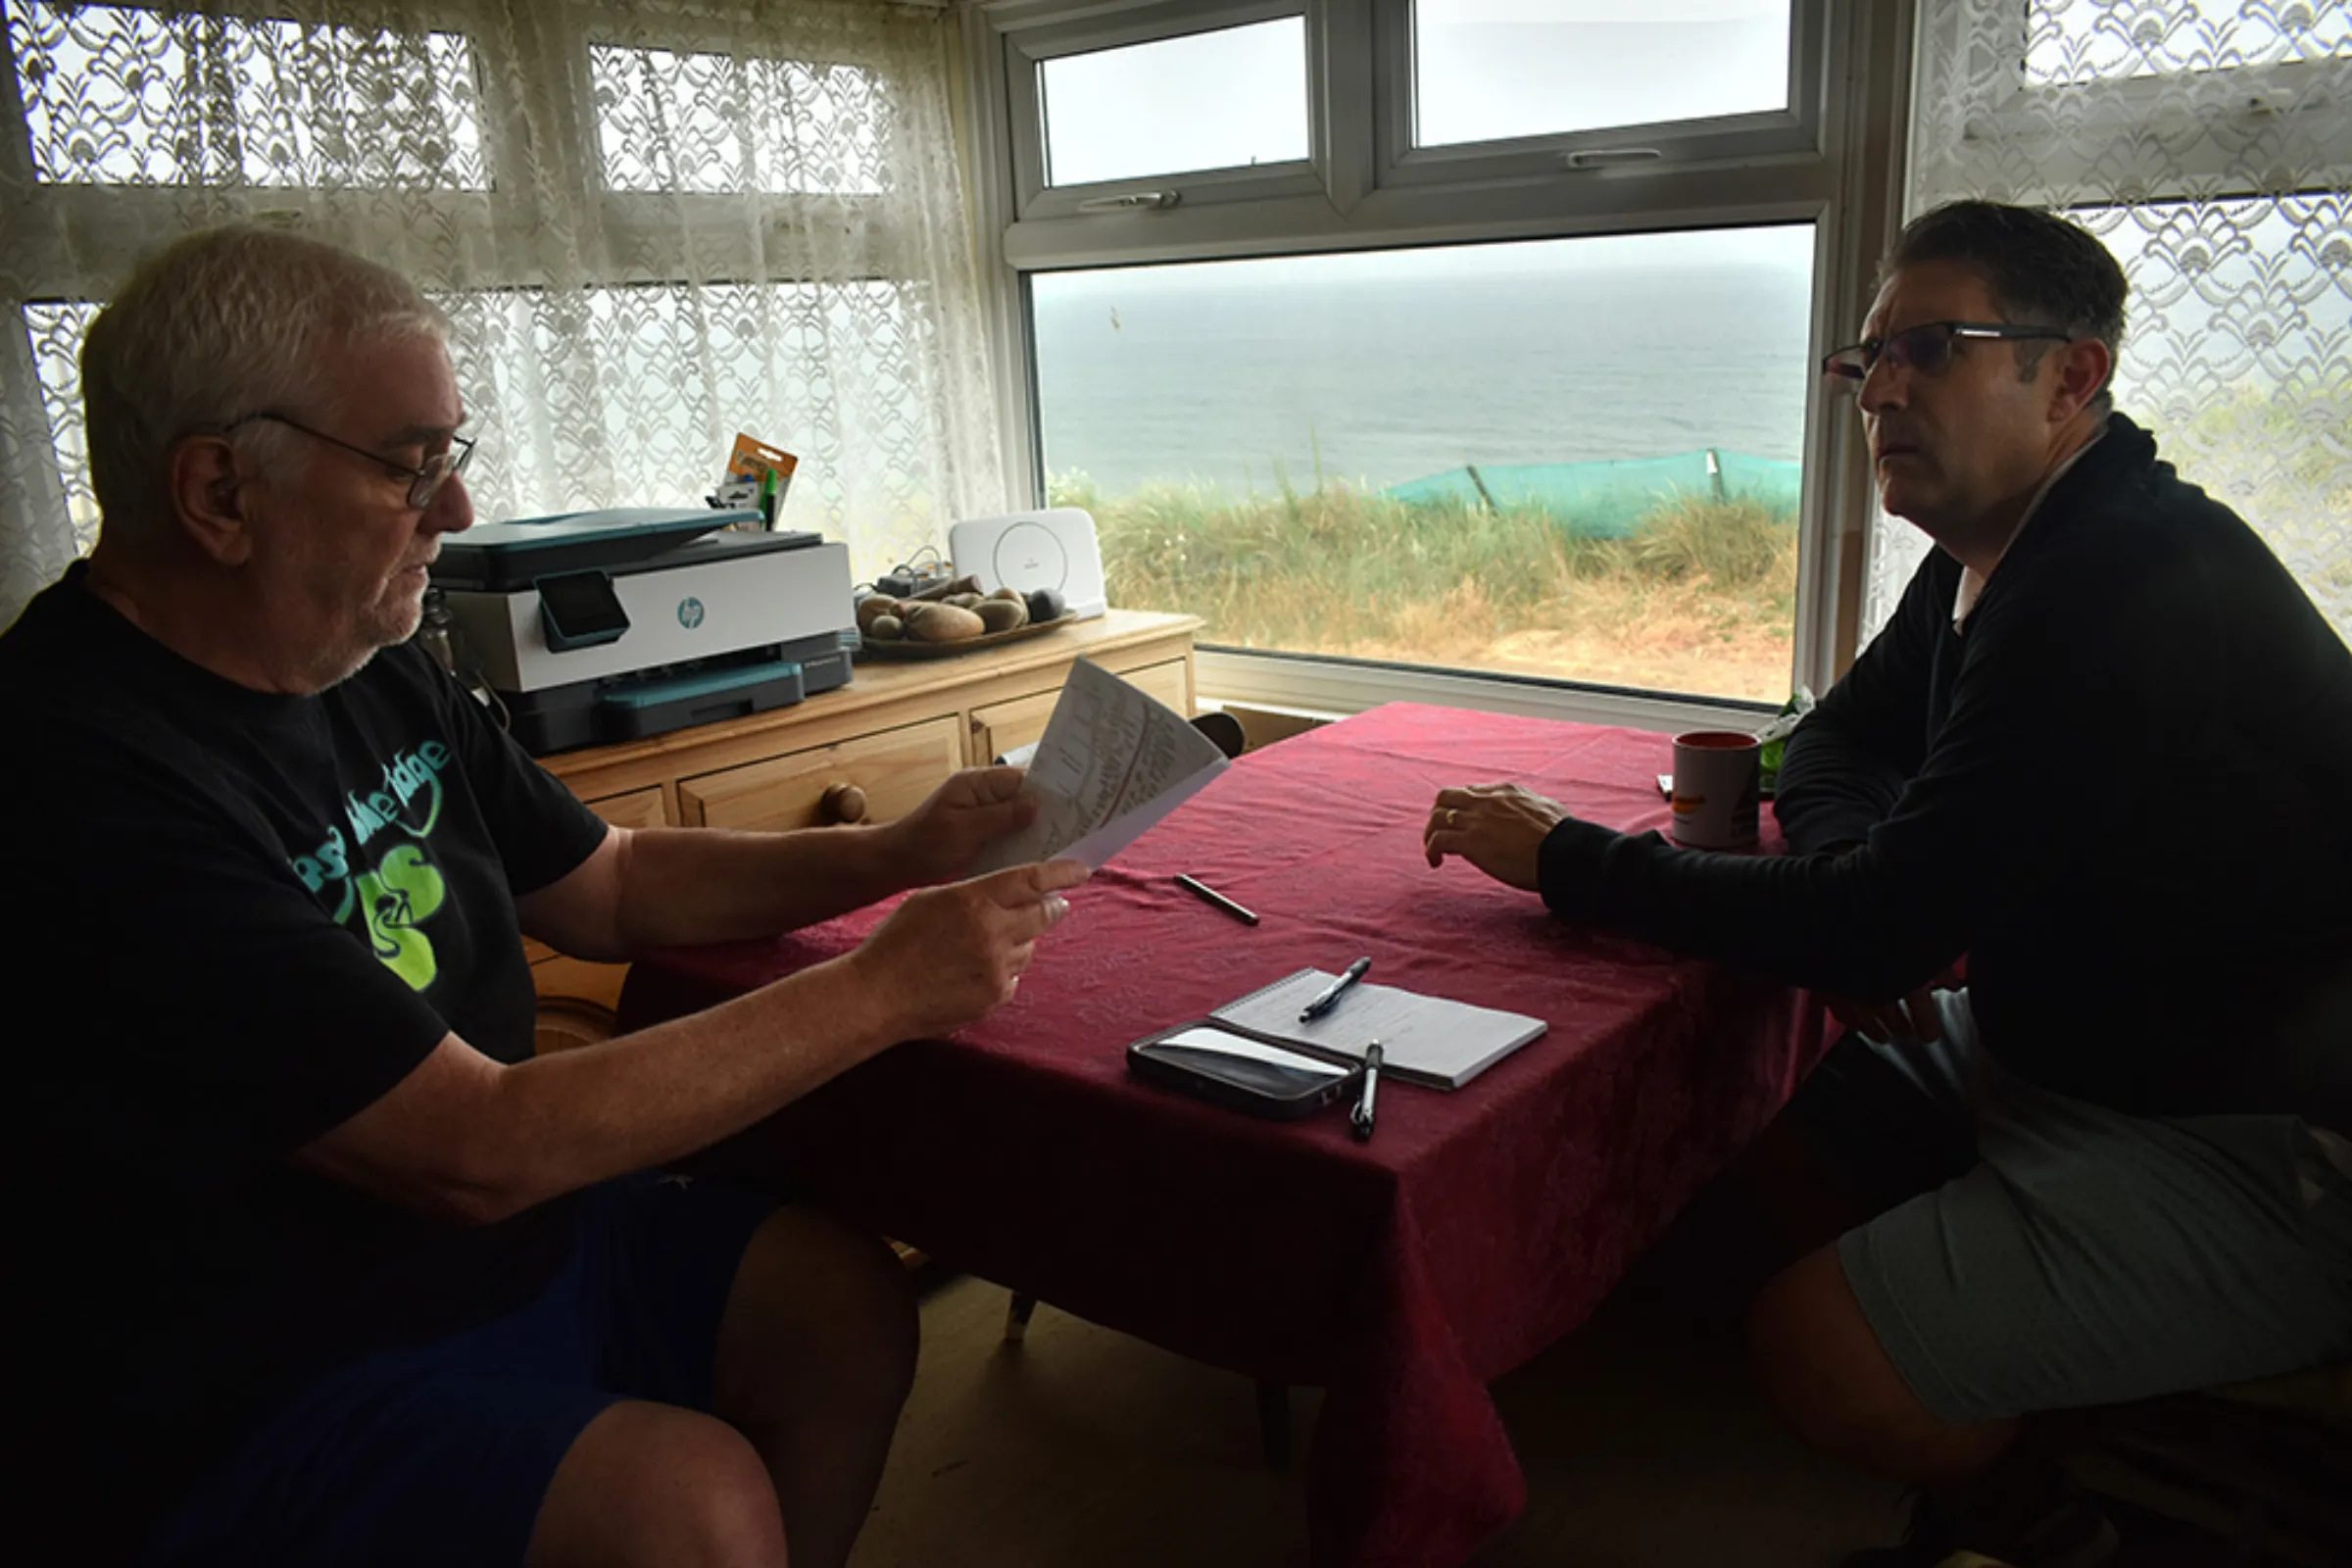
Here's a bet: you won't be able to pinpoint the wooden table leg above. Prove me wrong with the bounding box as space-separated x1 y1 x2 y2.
1002 1290 1291 1472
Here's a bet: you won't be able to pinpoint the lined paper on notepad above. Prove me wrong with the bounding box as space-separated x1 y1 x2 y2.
1211 968 1547 1091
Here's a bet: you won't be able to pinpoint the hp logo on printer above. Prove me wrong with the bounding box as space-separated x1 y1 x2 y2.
676 597 706 629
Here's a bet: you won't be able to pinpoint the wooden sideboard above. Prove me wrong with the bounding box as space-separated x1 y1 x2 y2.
527 609 1200 1050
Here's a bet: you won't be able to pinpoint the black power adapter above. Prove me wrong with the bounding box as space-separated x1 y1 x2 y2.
874 564 956 598
871 545 956 600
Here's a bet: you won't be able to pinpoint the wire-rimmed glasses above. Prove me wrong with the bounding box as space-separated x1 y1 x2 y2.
1822 320 2073 391
222 411 476 509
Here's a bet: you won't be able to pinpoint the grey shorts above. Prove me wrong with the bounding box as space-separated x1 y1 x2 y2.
1811 989 2352 1425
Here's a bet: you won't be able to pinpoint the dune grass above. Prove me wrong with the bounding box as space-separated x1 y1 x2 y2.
1054 473 1799 699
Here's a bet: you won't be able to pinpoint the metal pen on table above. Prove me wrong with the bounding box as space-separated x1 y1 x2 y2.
1299 956 1371 1021
1174 873 1258 926
1349 1042 1383 1142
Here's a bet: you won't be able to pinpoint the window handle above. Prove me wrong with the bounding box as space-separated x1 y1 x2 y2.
1561 148 1664 170
1074 190 1181 213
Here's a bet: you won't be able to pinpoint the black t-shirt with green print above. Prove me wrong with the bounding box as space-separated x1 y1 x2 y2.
6 563 611 1556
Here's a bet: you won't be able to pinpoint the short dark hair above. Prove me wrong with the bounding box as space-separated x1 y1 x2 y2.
1882 200 2128 408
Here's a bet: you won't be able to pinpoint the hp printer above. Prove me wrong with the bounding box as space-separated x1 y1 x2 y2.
430 508 856 756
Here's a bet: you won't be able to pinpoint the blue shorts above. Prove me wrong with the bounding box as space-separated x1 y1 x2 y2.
147 1173 778 1568
1793 989 2352 1424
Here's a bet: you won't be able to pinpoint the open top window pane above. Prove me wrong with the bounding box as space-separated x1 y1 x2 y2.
1032 225 1815 703
1413 0 1790 149
1040 18 1308 188
2026 0 2352 86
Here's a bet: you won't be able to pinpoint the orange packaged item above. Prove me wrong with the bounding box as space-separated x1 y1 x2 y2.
726 433 797 487
724 434 798 530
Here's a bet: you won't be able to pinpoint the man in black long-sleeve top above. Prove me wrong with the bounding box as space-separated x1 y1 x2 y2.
1425 201 2352 1566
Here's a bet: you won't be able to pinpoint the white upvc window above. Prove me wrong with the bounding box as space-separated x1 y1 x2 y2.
968 0 1907 725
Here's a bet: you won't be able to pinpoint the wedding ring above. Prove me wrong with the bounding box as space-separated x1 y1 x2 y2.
1446 808 1459 828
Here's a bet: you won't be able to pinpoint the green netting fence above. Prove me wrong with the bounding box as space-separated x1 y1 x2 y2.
1384 450 1802 538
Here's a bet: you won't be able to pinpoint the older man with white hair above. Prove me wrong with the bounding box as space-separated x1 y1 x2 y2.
7 226 1087 1568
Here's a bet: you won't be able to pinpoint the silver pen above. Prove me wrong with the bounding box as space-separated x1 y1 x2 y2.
1349 1043 1383 1142
1299 956 1372 1021
1174 872 1258 926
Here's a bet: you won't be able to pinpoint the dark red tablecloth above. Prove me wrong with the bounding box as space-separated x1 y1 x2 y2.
620 703 1827 1568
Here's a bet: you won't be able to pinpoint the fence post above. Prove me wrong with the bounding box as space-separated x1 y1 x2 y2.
1464 464 1498 514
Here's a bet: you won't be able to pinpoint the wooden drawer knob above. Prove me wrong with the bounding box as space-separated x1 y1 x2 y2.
820 782 868 824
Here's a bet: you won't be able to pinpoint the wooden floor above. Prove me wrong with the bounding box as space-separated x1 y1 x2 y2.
848 1271 1906 1567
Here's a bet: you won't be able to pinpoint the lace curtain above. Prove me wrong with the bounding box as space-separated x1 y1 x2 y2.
1862 0 2352 646
0 0 1004 623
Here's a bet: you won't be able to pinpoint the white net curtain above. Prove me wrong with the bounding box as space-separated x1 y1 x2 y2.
0 0 1007 621
1862 0 2352 647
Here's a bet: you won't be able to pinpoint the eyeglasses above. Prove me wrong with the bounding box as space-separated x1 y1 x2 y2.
222 411 476 510
1822 320 2073 390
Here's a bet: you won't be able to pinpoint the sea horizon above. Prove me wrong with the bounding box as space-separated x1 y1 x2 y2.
1031 235 1820 502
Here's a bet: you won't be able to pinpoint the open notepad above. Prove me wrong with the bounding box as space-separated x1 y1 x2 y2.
1210 968 1548 1091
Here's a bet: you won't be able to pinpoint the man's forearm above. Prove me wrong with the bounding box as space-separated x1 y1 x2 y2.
1538 815 1968 1001
612 824 912 951
479 954 900 1215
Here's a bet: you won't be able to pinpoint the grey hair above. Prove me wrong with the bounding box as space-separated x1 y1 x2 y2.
80 224 449 536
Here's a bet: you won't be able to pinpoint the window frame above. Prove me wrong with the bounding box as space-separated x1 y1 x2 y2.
1979 72 2352 202
965 0 1915 726
1374 0 1833 189
1 0 524 300
4 0 501 193
575 5 922 275
2 0 974 556
1919 3 2352 202
1855 3 2352 656
4 0 946 294
1007 1 1330 220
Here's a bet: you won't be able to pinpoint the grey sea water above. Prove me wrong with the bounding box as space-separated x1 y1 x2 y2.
1031 234 1820 501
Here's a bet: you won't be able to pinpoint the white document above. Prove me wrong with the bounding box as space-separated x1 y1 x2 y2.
973 657 1229 873
1211 968 1548 1090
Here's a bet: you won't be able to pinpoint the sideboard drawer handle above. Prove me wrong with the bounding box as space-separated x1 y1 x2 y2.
820 782 868 824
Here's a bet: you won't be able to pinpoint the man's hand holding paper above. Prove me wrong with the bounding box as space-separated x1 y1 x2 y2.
974 659 1231 874
884 764 1040 884
848 858 1092 1038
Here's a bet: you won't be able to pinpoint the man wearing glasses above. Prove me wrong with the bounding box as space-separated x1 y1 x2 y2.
1428 200 2352 1564
5 227 1088 1567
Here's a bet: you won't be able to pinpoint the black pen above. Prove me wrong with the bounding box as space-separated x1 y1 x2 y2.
1174 873 1258 926
1299 956 1372 1021
1349 1042 1383 1142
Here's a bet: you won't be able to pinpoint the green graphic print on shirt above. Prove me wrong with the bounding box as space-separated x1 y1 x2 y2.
287 740 456 991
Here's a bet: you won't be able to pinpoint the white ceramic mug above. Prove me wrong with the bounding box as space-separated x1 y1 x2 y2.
1670 730 1761 850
